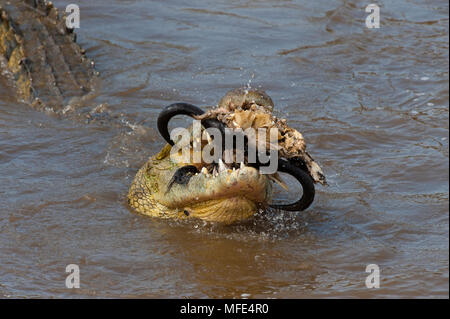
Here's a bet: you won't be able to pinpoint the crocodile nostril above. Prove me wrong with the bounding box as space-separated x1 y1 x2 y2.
184 210 190 216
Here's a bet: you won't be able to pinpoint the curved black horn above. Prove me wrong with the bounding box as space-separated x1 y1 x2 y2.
269 158 315 211
157 103 204 145
157 103 225 145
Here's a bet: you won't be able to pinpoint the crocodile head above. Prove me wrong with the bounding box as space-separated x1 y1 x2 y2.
128 143 274 224
128 89 316 224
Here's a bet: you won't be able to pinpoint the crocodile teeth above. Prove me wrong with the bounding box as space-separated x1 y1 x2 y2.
218 159 227 172
240 162 245 169
201 167 208 175
213 167 218 177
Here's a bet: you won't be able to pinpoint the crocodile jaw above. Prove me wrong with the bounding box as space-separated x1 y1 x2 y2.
128 159 273 224
157 166 271 207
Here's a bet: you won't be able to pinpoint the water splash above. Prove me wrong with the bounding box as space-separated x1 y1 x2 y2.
244 73 255 93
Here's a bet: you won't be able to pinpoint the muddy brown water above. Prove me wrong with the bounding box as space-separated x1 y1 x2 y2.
0 0 448 298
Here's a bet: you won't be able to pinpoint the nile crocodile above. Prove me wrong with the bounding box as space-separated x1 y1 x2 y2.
1 1 324 224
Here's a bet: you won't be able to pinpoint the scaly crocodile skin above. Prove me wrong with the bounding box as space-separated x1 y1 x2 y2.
128 145 272 224
0 0 97 111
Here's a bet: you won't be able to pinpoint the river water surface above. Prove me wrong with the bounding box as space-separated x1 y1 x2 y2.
0 0 448 298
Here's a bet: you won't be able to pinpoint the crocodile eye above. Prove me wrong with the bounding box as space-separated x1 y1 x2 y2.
165 165 199 193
